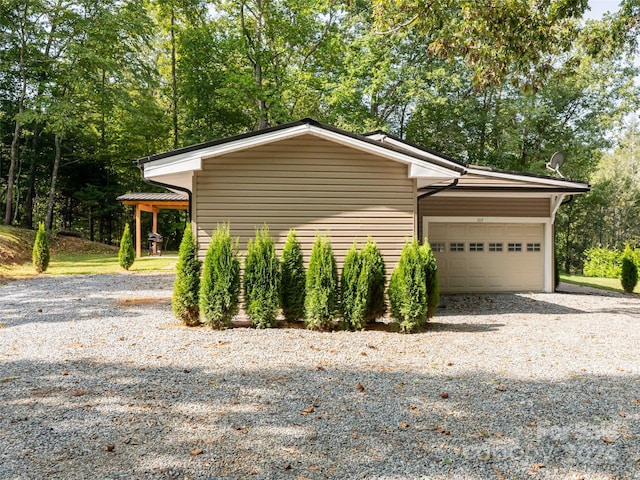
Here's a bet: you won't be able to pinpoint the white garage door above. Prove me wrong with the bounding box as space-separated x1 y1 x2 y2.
426 222 544 293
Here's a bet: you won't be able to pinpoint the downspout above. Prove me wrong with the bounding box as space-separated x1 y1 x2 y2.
416 179 459 242
137 161 193 221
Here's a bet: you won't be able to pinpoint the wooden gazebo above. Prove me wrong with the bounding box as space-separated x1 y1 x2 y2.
117 192 189 257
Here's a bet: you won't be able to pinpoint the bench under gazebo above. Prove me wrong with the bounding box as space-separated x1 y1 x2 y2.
117 192 189 257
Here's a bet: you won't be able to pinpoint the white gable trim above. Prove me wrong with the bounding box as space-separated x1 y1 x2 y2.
466 166 588 190
144 124 462 182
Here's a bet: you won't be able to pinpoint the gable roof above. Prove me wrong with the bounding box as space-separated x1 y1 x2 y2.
138 118 589 193
138 118 466 174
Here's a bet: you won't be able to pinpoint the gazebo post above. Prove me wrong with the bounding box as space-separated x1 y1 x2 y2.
152 207 159 255
135 204 142 258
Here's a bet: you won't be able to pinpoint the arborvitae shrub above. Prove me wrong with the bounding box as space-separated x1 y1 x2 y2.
420 240 439 319
340 243 362 330
281 230 306 322
554 254 560 290
387 240 427 333
32 222 50 273
244 226 281 328
199 224 240 329
305 234 338 330
172 223 201 326
620 245 638 293
360 238 386 322
118 223 135 270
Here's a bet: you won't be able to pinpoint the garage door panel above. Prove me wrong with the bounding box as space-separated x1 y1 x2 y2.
427 222 544 293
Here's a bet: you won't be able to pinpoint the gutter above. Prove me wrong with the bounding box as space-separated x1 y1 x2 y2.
138 160 193 221
417 179 459 241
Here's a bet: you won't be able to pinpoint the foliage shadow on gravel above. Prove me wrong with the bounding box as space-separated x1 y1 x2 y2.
2 359 638 480
437 294 584 316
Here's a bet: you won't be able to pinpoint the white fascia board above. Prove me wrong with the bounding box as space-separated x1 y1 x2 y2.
144 154 202 178
307 127 460 179
144 123 463 180
466 166 588 189
143 124 313 178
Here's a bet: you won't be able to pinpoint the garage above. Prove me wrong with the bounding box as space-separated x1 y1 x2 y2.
425 221 545 293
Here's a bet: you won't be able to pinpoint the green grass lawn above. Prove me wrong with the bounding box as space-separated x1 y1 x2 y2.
1 253 177 277
560 274 640 294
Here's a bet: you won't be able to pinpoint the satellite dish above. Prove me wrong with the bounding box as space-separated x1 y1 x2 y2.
546 151 565 177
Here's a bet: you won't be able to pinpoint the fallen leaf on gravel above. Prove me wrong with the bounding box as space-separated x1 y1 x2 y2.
447 362 454 366
527 422 537 427
399 422 409 429
356 383 365 393
351 433 358 438
432 426 450 435
601 437 615 444
632 398 640 403
61 370 69 376
301 407 314 415
619 413 627 418
494 432 505 439
234 426 248 434
440 392 449 399
105 445 115 452
529 463 544 472
496 385 507 392
367 344 377 349
623 434 633 439
316 365 325 371
190 448 203 456
309 466 319 471
37 308 42 313
0 377 20 383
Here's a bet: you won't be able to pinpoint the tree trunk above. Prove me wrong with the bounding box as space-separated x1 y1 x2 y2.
5 4 28 225
45 134 62 232
171 5 179 148
21 123 41 229
6 117 22 225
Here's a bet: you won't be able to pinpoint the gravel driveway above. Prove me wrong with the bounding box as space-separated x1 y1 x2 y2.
1 273 639 480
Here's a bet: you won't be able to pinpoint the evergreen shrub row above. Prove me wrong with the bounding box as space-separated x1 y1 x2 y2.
170 223 440 331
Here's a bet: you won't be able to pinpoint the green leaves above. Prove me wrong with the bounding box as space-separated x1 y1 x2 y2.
199 224 240 329
172 223 201 326
32 222 49 273
281 229 306 322
305 234 338 330
118 223 135 271
244 226 281 328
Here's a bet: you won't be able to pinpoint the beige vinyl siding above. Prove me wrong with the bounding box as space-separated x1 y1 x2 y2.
419 196 549 218
195 135 415 270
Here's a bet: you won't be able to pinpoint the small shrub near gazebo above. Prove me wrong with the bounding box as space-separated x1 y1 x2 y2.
172 223 201 326
32 222 50 273
621 245 638 293
244 226 281 328
199 224 240 329
281 229 306 322
305 234 338 330
118 223 135 270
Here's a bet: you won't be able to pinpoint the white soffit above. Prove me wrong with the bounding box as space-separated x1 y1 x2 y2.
143 124 462 181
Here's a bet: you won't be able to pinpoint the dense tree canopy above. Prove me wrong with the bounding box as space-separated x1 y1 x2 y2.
0 0 638 270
